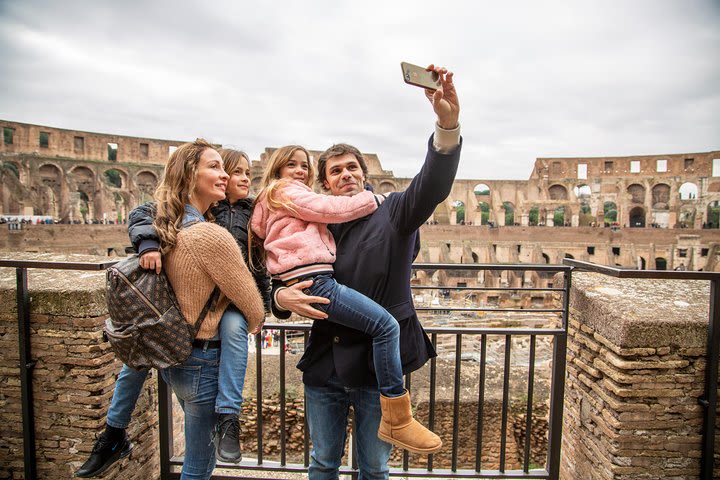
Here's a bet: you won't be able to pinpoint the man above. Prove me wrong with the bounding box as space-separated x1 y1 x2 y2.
274 64 461 479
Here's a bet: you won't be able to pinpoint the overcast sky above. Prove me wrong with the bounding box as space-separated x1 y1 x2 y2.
1 0 718 180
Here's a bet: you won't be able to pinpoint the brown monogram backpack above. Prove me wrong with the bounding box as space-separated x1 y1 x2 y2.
104 254 218 370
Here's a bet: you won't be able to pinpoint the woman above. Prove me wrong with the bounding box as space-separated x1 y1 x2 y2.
152 139 264 479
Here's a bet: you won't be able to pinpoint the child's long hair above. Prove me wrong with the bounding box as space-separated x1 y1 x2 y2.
153 139 217 254
259 145 314 212
219 148 250 184
249 145 313 271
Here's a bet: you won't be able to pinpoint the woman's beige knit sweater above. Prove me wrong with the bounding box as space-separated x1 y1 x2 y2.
164 222 265 339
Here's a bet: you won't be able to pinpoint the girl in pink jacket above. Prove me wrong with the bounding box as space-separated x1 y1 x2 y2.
250 145 441 454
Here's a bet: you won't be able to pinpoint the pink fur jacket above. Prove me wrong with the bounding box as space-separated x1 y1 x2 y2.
250 180 383 275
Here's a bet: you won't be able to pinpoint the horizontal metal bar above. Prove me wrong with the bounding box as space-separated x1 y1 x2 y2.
174 456 550 479
0 259 118 270
563 258 720 280
414 262 571 272
415 307 563 313
262 323 565 336
411 286 566 292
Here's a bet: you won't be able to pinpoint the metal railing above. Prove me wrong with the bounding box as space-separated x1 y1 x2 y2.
160 263 572 479
0 259 118 480
563 258 720 480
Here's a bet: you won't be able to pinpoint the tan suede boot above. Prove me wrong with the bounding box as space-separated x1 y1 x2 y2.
378 390 442 454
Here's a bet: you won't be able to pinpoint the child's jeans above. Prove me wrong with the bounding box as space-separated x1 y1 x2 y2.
105 305 249 428
304 273 404 397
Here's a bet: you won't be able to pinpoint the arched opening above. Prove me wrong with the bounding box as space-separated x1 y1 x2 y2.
474 183 490 196
378 181 395 195
573 184 591 199
103 169 125 188
471 252 479 263
478 202 490 225
627 184 645 203
37 164 63 217
603 201 618 225
553 206 566 226
564 253 574 259
136 171 158 204
541 253 550 264
655 257 667 270
502 201 515 226
679 182 698 200
629 206 645 227
548 184 568 200
529 206 539 226
2 161 20 179
651 183 670 209
452 200 466 224
579 202 593 226
639 256 646 270
706 201 720 229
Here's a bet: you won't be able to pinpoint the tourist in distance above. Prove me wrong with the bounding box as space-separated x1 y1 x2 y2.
272 63 460 479
76 144 267 479
250 144 442 455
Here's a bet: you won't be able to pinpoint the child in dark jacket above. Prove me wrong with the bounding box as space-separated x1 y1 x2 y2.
76 149 268 477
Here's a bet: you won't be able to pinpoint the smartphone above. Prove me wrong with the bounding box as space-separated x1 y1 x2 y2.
400 62 441 90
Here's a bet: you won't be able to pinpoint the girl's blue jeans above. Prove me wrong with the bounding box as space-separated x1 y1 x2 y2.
304 274 404 397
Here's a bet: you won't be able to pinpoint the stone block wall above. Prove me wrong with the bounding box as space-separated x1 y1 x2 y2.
0 261 159 479
561 272 720 479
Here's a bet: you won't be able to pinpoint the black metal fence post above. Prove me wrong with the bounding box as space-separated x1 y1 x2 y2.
158 375 174 480
17 267 37 480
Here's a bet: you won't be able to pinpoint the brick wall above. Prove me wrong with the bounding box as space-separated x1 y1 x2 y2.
0 262 159 479
561 272 720 479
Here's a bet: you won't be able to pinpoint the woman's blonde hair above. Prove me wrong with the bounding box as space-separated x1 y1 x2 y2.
153 138 218 253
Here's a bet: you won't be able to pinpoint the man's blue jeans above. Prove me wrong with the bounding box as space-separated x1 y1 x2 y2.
305 375 392 480
105 306 249 428
160 345 220 480
306 274 403 397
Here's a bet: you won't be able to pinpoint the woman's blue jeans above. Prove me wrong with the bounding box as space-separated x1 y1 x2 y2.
160 345 220 480
305 274 403 397
105 306 249 429
305 374 392 480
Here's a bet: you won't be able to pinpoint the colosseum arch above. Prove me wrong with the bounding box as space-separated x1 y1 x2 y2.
707 201 720 229
679 205 696 228
573 184 591 199
452 200 466 224
2 160 23 182
474 183 490 196
553 206 568 226
679 182 698 200
37 164 63 217
655 257 668 270
603 201 618 224
629 206 646 227
135 171 158 204
651 183 671 209
502 201 515 226
377 180 396 195
548 184 568 200
579 201 593 226
528 206 539 226
627 184 645 203
68 166 96 222
103 168 128 189
477 201 490 225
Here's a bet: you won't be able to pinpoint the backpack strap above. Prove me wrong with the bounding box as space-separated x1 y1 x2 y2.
193 287 220 333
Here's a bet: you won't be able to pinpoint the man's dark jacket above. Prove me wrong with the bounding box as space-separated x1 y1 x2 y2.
274 134 462 387
128 198 271 311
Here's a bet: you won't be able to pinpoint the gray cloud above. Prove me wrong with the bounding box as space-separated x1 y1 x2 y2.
1 0 718 180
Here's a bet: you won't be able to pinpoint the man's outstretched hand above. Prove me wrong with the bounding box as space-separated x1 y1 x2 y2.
424 64 459 130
